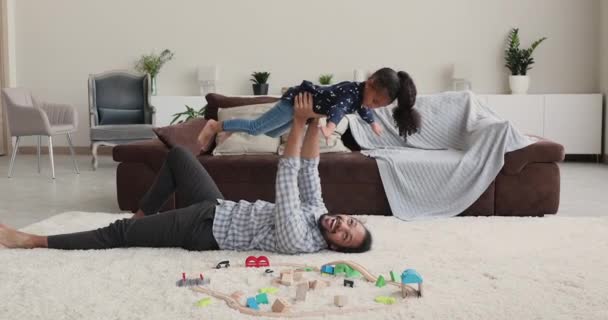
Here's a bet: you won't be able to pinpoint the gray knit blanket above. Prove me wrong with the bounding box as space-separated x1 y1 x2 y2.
346 91 533 220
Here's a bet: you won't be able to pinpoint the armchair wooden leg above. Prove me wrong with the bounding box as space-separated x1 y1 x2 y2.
37 136 41 174
91 142 100 170
8 136 20 178
48 136 55 179
66 133 80 174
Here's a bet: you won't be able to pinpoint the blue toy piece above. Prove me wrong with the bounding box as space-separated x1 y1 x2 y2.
401 269 423 284
321 265 335 275
246 297 260 310
400 269 424 298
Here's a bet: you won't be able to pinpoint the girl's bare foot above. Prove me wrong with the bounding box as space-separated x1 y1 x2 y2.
216 132 233 145
0 224 36 249
198 119 221 152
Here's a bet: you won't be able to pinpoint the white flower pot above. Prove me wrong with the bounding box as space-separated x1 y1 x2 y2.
509 75 530 95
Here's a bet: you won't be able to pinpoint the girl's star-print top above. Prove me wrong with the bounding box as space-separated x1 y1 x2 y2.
282 80 375 125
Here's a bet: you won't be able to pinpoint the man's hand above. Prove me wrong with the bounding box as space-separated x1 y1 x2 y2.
294 93 317 121
371 122 383 136
283 93 313 158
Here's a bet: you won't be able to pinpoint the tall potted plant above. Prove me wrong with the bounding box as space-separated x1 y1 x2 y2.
135 49 175 95
251 72 270 95
504 28 547 94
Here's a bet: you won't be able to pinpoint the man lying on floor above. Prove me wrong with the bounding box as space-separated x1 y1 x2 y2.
0 93 372 254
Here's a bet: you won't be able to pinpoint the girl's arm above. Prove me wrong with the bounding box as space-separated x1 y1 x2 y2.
320 122 336 139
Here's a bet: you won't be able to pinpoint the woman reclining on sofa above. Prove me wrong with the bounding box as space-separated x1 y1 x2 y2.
0 93 372 254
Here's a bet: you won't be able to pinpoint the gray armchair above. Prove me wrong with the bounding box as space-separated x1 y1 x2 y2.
1 88 79 179
88 70 156 169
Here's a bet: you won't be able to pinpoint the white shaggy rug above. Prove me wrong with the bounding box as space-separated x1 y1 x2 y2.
1 212 608 320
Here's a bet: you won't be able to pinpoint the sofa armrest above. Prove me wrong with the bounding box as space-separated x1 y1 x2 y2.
502 138 565 175
113 139 169 171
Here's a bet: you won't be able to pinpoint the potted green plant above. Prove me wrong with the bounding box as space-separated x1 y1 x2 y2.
319 74 334 86
251 72 270 95
135 49 175 95
504 28 547 94
170 105 206 124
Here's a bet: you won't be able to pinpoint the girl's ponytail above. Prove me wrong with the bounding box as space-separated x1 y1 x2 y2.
393 71 420 139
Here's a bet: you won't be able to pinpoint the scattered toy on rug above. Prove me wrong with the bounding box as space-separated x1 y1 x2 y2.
271 298 290 313
259 287 279 294
176 273 210 287
230 291 245 301
320 265 335 275
256 293 269 304
390 271 397 282
374 296 396 305
279 270 294 286
309 280 330 290
245 255 270 268
194 297 213 307
334 295 348 307
190 261 424 317
246 297 260 310
401 269 423 298
293 270 304 281
295 283 308 302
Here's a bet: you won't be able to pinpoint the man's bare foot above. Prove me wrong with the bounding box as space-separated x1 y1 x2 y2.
0 224 35 249
198 119 221 152
131 209 145 220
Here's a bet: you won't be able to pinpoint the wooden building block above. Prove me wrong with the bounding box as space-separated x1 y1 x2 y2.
334 295 347 307
295 283 308 302
272 298 290 313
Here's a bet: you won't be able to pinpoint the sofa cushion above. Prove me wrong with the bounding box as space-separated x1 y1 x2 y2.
91 124 156 141
98 108 144 125
152 118 208 155
213 103 281 155
204 93 280 121
278 118 351 154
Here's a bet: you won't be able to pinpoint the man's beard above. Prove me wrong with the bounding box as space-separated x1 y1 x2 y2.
317 213 341 243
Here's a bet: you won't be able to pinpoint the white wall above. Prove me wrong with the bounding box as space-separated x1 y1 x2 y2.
601 0 608 159
13 0 600 146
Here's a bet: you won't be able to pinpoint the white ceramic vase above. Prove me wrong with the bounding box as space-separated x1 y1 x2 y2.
509 75 530 95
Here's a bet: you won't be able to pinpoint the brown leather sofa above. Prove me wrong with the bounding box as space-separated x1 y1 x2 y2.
113 94 565 217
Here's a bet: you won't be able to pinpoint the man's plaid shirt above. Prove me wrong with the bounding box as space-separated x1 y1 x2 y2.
212 157 328 254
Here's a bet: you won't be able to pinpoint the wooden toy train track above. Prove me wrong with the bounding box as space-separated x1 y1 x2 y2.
191 260 419 318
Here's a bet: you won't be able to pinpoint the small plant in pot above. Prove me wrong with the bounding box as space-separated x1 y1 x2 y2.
170 105 206 124
504 28 547 94
319 74 334 85
251 71 270 95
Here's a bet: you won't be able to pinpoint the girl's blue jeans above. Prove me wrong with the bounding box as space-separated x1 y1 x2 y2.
222 99 293 138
